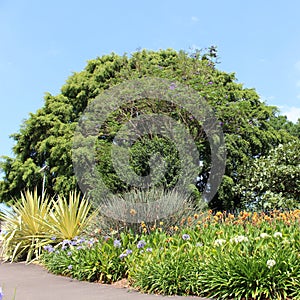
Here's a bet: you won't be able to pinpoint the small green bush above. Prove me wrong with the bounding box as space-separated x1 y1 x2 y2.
41 233 138 283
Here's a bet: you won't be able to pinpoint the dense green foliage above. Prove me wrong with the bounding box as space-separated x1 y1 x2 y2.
237 140 300 209
40 210 300 299
0 48 297 209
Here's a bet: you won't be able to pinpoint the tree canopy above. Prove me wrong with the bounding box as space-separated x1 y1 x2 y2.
237 140 300 209
0 48 296 209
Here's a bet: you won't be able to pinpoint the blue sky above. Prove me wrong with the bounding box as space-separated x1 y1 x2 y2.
1 0 300 159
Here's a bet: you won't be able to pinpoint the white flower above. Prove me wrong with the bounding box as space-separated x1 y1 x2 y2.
273 232 282 238
214 239 226 246
267 259 276 268
260 233 270 239
230 235 249 243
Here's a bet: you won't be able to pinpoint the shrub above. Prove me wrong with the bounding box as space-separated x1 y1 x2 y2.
0 189 53 262
46 191 96 240
0 189 95 262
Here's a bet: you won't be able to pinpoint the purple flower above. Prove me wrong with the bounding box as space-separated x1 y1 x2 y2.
68 265 73 270
208 81 213 85
67 251 72 256
219 122 223 126
62 239 71 247
87 239 95 247
137 240 146 249
119 249 133 259
146 248 153 252
51 236 56 241
43 245 54 253
113 239 122 248
182 234 190 240
126 249 133 255
169 83 176 90
0 287 3 300
70 240 77 246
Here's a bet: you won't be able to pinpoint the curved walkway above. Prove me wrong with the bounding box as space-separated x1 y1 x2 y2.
0 262 212 300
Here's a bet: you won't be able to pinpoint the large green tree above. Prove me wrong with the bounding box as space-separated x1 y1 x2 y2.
237 140 300 209
0 48 294 209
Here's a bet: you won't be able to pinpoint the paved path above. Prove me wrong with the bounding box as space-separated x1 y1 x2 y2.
0 262 212 300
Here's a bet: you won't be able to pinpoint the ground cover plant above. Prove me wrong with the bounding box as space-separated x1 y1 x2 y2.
40 209 300 299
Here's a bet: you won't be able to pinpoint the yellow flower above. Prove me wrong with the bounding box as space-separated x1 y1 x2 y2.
130 209 137 216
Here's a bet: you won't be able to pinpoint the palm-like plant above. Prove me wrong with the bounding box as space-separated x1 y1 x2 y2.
1 189 95 263
46 191 96 240
0 189 52 262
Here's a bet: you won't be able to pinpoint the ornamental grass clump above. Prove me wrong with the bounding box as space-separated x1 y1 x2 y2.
93 188 201 235
0 189 95 263
0 189 53 262
45 191 96 240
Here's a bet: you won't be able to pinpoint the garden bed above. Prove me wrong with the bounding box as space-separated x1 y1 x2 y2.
40 210 300 300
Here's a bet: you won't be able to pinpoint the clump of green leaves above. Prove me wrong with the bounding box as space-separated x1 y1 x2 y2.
41 233 138 283
1 189 53 262
0 189 95 262
237 140 300 209
46 191 96 240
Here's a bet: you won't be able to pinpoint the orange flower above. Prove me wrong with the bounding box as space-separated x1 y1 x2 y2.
228 213 235 220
